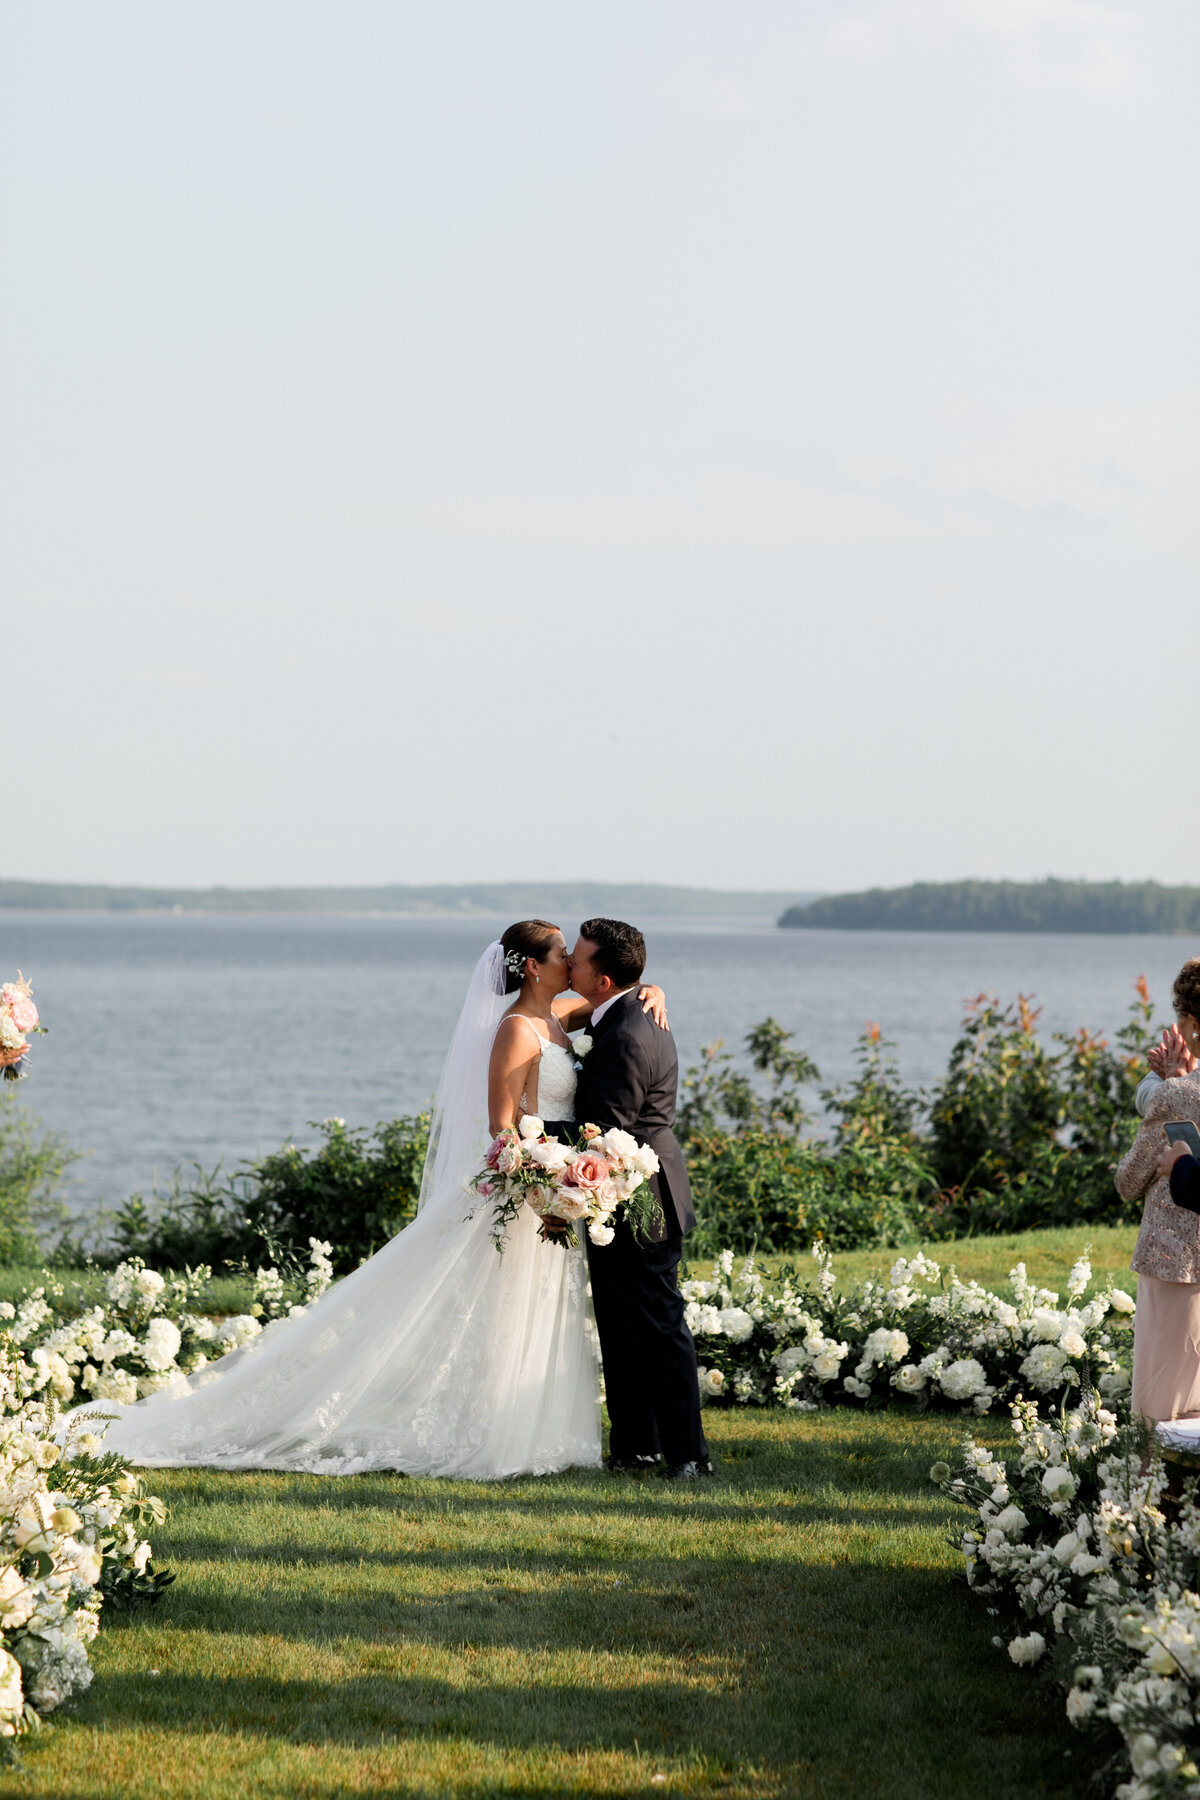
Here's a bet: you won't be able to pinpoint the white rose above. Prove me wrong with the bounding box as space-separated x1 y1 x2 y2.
894 1364 926 1394
629 1144 660 1179
773 1346 807 1379
1058 1330 1087 1359
599 1129 639 1161
1041 1465 1075 1500
572 1034 592 1058
527 1139 571 1173
698 1366 725 1398
0 1015 23 1050
992 1505 1027 1536
1008 1632 1046 1666
812 1349 843 1381
588 1223 615 1246
1109 1289 1135 1315
1031 1309 1068 1343
517 1116 544 1140
1099 1368 1131 1397
1066 1687 1095 1721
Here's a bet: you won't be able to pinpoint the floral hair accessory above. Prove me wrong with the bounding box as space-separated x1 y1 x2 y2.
504 948 528 982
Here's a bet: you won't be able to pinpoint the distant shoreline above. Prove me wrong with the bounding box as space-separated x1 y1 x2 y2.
0 879 817 921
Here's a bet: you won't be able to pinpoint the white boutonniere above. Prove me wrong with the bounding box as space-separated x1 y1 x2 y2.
572 1034 593 1065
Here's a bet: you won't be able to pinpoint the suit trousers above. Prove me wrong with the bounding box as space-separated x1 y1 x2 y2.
585 1208 709 1466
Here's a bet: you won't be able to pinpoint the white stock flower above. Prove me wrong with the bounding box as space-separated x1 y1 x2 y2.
718 1308 754 1344
1031 1309 1068 1343
135 1269 166 1302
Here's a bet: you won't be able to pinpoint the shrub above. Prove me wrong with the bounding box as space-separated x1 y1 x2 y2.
98 1114 430 1276
0 1094 77 1263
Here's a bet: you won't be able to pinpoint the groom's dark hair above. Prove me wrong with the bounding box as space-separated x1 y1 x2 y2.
579 918 646 988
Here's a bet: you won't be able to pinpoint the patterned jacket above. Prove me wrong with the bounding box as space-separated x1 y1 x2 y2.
1117 1071 1200 1283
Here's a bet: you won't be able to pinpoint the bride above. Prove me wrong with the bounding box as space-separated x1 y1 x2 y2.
83 920 667 1480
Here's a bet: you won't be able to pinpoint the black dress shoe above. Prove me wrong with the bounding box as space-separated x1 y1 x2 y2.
659 1459 714 1481
604 1453 661 1473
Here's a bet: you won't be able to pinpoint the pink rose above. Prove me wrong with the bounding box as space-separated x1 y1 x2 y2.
5 996 37 1033
484 1134 511 1171
563 1152 611 1191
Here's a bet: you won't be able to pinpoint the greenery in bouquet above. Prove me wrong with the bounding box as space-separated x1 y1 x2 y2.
681 1247 1133 1415
936 1395 1200 1800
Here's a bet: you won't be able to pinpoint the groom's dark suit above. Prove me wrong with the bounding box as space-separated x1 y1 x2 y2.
571 991 708 1468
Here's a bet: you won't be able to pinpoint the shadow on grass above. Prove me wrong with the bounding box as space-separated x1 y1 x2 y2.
112 1553 975 1665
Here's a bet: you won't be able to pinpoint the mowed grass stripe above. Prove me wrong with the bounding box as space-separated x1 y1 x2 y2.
0 1413 1091 1800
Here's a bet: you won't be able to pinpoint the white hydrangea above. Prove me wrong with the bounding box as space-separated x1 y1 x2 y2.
141 1318 182 1373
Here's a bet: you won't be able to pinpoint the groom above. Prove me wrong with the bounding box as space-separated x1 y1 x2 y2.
563 918 711 1480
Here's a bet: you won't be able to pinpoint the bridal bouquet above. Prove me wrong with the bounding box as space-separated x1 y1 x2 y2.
0 975 42 1081
473 1119 662 1252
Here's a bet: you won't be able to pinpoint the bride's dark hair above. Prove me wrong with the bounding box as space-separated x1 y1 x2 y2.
500 920 560 994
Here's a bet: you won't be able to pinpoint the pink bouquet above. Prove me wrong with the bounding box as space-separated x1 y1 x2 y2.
473 1118 662 1252
0 974 42 1081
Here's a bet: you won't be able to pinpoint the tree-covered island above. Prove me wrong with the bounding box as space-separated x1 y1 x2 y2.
780 878 1200 934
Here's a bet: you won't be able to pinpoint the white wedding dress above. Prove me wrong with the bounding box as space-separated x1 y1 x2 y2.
87 951 601 1479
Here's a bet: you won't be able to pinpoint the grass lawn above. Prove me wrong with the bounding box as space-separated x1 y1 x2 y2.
0 1410 1094 1800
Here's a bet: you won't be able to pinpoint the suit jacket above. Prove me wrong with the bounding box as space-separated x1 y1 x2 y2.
1116 1071 1200 1282
574 991 695 1236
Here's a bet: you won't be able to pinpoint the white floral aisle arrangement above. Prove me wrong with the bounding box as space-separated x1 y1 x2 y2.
936 1396 1200 1800
682 1248 1133 1415
0 1240 334 1412
0 1347 169 1740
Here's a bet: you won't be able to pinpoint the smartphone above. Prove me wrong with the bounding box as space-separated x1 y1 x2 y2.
1165 1121 1200 1158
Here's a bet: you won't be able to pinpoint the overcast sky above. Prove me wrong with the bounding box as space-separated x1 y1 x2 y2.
2 1 1195 894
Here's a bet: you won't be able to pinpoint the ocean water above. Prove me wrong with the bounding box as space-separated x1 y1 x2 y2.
1 910 1197 1220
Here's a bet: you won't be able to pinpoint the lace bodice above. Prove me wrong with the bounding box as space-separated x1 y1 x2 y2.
528 1039 577 1123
